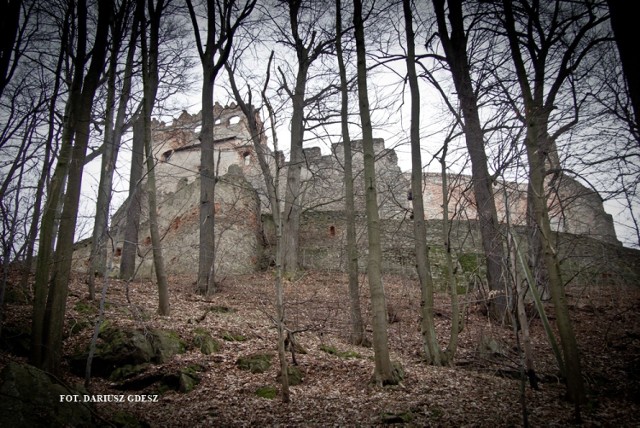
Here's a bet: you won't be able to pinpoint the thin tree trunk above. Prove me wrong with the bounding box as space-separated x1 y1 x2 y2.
139 0 169 316
197 61 216 295
143 119 170 315
502 0 585 406
336 0 364 346
354 0 398 386
226 53 289 401
40 0 113 374
607 0 640 127
30 3 76 367
526 126 583 404
405 0 443 365
185 0 255 294
88 5 138 297
120 117 145 280
439 145 460 363
432 0 508 322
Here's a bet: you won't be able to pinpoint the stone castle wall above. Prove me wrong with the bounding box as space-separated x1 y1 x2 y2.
74 104 627 283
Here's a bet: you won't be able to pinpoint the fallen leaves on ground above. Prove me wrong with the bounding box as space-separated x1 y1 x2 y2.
2 270 639 426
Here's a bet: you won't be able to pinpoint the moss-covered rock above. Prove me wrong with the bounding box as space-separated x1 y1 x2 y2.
109 364 150 381
391 361 405 383
193 329 220 355
222 331 247 342
151 329 186 363
255 385 277 399
160 365 203 393
0 362 92 427
278 365 303 386
320 344 360 359
237 353 273 373
381 411 413 424
110 411 150 428
0 322 31 357
69 327 186 378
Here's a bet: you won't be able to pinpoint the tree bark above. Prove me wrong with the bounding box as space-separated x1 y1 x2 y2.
336 0 364 346
607 0 640 128
439 145 460 363
139 0 169 315
88 4 138 297
502 0 587 405
432 0 508 322
226 53 289 401
38 0 113 374
185 0 256 294
353 0 398 386
405 0 443 365
120 117 145 280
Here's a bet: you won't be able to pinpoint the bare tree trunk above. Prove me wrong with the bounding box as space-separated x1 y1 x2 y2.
502 0 586 406
280 0 313 277
404 0 442 365
439 143 460 363
607 0 640 127
30 3 75 367
432 0 508 322
88 4 138 297
185 0 256 294
226 52 289 401
0 0 22 98
139 0 169 316
354 0 399 386
143 120 170 315
38 0 113 374
525 125 583 403
336 0 364 346
119 117 145 280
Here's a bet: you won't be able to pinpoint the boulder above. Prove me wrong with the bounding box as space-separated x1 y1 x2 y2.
70 326 186 379
236 353 273 374
193 329 220 355
0 362 92 427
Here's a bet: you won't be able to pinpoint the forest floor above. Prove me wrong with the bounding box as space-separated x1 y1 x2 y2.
2 269 639 427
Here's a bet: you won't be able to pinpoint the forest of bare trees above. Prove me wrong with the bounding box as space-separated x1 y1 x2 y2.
0 0 638 425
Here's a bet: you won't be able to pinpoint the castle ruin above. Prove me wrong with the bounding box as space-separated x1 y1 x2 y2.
75 103 634 286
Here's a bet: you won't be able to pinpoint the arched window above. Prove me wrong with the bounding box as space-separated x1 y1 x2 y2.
161 150 173 162
242 151 251 165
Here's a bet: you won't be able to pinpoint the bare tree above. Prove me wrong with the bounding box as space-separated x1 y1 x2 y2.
185 0 257 295
119 118 146 280
606 0 639 127
273 0 336 275
139 0 170 315
500 0 609 407
353 0 400 386
227 48 290 402
335 0 364 346
0 0 36 98
87 0 139 298
431 0 509 322
403 0 443 365
31 0 113 374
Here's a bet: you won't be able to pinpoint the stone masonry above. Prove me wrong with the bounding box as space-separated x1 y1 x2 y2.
74 103 631 286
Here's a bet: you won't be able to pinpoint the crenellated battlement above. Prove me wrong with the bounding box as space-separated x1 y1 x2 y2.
76 106 621 281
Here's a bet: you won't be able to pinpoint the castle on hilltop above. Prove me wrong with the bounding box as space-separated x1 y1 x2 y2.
74 103 626 284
